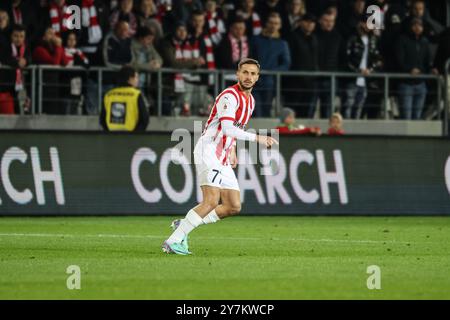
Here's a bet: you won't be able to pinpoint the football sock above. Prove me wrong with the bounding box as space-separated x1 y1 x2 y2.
167 209 204 244
202 209 220 224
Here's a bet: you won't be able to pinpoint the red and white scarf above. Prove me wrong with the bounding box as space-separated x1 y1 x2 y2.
252 12 262 35
50 2 71 35
64 47 89 66
174 39 192 93
11 43 25 91
229 34 249 63
12 7 23 25
206 11 225 45
81 0 103 44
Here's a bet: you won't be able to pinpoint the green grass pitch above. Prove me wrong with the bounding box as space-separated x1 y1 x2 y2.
1 216 450 299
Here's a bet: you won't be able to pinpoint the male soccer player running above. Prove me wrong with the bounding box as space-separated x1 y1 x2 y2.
162 58 278 255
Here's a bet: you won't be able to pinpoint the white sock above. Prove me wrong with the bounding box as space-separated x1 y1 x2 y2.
167 209 204 244
202 209 220 224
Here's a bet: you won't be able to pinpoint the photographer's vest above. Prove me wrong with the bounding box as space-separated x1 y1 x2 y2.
104 87 141 131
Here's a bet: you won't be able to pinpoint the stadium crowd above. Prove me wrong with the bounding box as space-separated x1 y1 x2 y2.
0 0 449 120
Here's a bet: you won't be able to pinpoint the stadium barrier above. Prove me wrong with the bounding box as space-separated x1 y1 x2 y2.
0 65 443 122
0 131 449 216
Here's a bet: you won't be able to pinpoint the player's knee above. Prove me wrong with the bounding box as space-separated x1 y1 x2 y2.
228 203 241 215
202 199 219 212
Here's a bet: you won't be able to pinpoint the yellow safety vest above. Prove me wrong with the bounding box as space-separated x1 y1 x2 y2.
104 86 141 131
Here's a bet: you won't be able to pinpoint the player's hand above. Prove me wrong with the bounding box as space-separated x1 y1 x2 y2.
230 147 238 168
256 135 279 148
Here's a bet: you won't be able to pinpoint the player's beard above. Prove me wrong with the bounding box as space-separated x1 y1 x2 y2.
238 80 255 91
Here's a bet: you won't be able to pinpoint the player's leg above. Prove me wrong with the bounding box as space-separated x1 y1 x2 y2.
215 188 241 219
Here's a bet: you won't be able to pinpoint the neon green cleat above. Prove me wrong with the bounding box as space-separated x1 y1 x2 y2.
162 240 191 255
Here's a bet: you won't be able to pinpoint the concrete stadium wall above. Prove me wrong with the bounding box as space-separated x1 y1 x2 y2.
0 115 444 136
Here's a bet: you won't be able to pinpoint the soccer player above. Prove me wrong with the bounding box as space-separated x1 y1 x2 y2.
162 58 278 255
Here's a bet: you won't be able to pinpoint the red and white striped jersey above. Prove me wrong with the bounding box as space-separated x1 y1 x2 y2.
201 83 255 165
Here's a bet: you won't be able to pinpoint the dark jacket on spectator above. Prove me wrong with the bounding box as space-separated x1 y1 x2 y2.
395 31 432 83
0 38 31 93
102 32 132 69
345 33 382 73
215 34 250 70
256 0 285 25
433 27 450 74
317 28 342 71
250 32 291 88
286 28 318 71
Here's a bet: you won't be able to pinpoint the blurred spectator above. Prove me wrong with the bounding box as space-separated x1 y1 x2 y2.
215 17 249 71
3 0 40 46
76 0 104 65
251 12 291 117
395 18 437 120
342 16 383 119
280 0 306 37
338 0 366 40
276 107 321 135
433 27 450 74
131 25 162 105
381 4 404 73
49 0 74 37
172 0 204 25
327 112 344 135
0 24 31 115
62 31 89 114
285 13 318 118
204 0 226 45
100 65 149 132
0 10 11 44
402 0 443 43
33 27 68 114
183 10 215 116
160 22 205 115
232 0 262 37
314 9 341 118
257 0 285 25
137 0 164 45
110 0 138 37
103 20 132 69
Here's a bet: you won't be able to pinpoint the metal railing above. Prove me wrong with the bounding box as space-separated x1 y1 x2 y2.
0 64 443 121
444 58 450 136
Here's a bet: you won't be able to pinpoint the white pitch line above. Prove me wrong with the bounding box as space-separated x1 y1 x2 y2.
0 232 417 244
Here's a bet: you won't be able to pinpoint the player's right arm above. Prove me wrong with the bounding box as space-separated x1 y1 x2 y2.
216 94 278 147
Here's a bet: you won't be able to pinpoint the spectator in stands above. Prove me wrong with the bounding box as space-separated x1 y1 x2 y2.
172 0 204 25
76 0 104 65
0 24 31 115
33 27 68 114
328 112 344 135
62 31 89 114
100 65 149 132
49 0 74 37
0 10 11 44
395 18 437 120
276 107 321 135
137 0 163 46
433 26 450 75
3 0 40 46
342 16 383 119
215 17 249 70
280 0 306 37
183 10 216 116
315 9 341 118
204 0 226 46
338 0 366 41
251 12 291 117
160 22 205 116
402 0 443 43
103 20 132 69
131 25 162 106
257 0 285 25
232 0 262 37
285 13 318 118
110 0 138 37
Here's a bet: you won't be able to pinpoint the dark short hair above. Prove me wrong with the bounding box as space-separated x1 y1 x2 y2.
238 58 260 70
11 24 26 34
118 65 137 86
136 26 154 38
191 9 205 17
230 16 246 25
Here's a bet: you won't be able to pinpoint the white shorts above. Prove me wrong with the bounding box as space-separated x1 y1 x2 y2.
193 138 240 191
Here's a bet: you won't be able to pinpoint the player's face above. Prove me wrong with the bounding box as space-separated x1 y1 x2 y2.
236 64 259 90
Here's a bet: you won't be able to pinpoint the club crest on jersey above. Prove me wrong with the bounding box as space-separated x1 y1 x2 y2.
233 120 245 129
